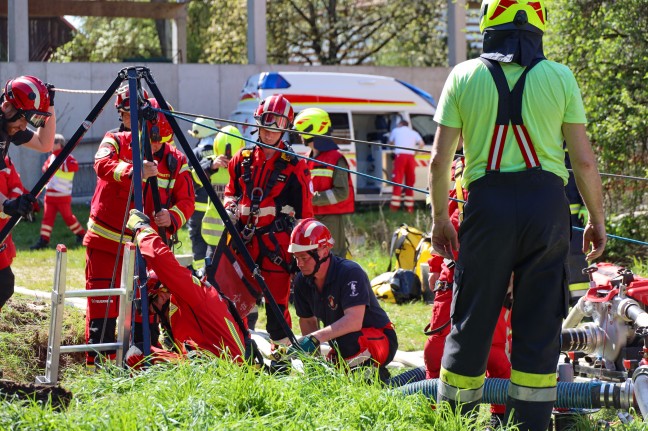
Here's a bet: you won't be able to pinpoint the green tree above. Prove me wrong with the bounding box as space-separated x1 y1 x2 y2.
267 0 445 66
50 17 162 62
545 0 648 260
186 0 247 64
373 0 447 67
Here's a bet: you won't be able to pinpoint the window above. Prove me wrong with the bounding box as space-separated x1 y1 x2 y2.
410 114 437 145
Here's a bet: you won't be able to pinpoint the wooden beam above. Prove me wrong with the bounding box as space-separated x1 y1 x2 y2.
0 0 186 20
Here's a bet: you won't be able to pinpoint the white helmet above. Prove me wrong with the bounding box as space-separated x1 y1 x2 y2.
188 117 218 139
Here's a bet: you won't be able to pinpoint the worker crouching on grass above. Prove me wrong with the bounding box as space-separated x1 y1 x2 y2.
124 209 247 368
287 218 398 381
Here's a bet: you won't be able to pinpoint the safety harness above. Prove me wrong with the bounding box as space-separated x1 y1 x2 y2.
236 146 299 273
479 57 544 173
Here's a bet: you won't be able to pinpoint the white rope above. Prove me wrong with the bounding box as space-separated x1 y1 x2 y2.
52 87 113 95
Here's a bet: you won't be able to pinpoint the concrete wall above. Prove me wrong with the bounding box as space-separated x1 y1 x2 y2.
0 62 451 190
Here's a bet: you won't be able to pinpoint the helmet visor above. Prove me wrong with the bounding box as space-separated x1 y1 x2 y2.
23 110 52 128
255 112 290 130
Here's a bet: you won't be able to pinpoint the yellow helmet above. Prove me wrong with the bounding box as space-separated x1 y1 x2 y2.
480 0 546 34
215 125 244 158
294 108 331 140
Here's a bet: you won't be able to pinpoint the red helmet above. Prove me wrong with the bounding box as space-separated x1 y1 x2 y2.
254 94 294 130
146 98 174 143
288 218 334 253
115 84 149 112
4 75 51 128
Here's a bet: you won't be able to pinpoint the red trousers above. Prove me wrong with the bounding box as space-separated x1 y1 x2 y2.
40 196 85 240
424 288 511 414
390 154 416 211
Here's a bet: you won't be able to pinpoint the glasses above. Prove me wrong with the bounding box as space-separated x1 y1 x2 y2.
255 112 290 130
6 109 51 128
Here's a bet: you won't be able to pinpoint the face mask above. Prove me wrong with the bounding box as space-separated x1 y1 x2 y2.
10 129 34 145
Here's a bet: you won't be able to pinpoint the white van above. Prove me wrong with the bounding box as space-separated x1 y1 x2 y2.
229 71 437 203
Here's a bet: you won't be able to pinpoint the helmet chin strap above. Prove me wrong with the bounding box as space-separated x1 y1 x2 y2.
304 249 331 280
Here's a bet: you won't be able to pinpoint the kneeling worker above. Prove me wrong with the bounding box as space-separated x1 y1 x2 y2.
125 209 246 365
288 218 398 379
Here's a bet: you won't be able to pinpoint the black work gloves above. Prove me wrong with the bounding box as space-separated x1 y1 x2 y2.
3 193 36 217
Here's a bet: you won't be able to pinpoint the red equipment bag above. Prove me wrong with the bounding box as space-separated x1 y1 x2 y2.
208 235 262 318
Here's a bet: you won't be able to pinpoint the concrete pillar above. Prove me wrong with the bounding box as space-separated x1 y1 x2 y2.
8 0 30 62
447 0 467 66
172 7 187 63
247 0 267 65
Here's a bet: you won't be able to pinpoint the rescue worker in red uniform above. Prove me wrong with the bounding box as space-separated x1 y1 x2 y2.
289 218 398 381
31 134 86 250
84 96 194 366
388 120 424 213
0 157 28 311
223 94 313 345
293 108 354 257
423 159 511 426
124 209 245 366
0 75 56 316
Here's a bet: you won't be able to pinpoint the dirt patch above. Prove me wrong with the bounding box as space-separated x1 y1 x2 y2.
1 297 85 382
0 379 72 410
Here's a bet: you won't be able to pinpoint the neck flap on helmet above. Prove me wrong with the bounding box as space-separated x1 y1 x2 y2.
310 135 339 152
481 29 545 67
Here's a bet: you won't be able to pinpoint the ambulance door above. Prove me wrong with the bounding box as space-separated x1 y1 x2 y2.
352 113 394 200
409 114 437 200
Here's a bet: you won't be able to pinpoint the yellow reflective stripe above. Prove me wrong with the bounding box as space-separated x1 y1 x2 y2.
191 275 201 286
169 206 186 227
440 366 485 390
195 201 208 212
570 204 582 214
311 168 333 178
113 161 130 182
225 318 245 356
510 369 556 388
179 162 190 174
157 178 176 189
101 137 119 152
438 379 483 403
54 170 74 181
135 227 157 243
191 168 203 186
569 282 590 292
508 382 557 402
88 219 131 243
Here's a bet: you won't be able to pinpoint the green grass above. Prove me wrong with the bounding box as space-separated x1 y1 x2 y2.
3 204 648 429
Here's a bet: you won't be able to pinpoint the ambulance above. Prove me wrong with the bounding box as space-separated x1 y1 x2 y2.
229 71 437 203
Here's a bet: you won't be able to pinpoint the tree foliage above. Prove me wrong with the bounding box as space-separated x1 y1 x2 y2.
267 0 446 66
545 0 648 259
50 17 162 62
186 0 247 64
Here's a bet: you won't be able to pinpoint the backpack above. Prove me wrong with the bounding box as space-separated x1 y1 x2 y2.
387 224 424 272
414 234 435 303
371 269 422 304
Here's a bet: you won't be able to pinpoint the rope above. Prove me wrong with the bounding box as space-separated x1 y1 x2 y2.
158 108 648 247
52 87 111 95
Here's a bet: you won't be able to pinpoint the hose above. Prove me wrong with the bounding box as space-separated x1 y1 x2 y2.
393 377 635 411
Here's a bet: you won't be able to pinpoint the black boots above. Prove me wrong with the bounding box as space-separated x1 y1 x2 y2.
30 237 49 250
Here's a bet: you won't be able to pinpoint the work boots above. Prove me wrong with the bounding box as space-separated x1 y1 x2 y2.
30 237 49 250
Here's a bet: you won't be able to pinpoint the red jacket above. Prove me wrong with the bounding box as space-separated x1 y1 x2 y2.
224 142 313 228
0 157 25 268
309 149 354 215
136 227 245 360
85 131 195 253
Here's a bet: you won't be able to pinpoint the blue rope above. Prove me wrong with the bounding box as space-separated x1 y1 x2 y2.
159 109 648 248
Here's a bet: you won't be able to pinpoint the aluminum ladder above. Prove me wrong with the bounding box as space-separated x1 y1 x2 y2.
36 242 136 385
